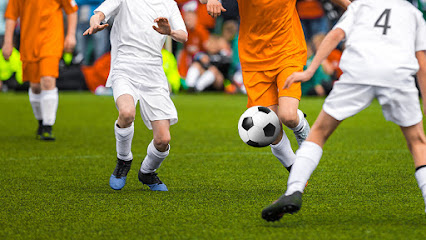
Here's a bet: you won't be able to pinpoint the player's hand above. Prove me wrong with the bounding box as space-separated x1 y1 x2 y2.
283 71 314 89
153 17 171 35
63 35 76 53
207 0 226 18
83 23 109 36
2 42 13 61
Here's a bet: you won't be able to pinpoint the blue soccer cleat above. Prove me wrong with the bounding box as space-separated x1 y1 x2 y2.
109 159 132 190
138 170 168 191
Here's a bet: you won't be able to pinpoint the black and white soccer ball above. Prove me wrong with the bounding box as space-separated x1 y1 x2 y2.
238 106 281 147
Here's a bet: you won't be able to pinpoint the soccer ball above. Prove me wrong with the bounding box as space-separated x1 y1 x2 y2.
238 106 281 147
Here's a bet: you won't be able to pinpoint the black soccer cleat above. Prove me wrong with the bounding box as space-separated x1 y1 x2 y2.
261 191 303 222
109 159 133 190
36 120 43 139
138 170 168 191
40 125 55 141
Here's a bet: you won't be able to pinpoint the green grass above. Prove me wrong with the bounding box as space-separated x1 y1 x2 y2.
1 92 426 240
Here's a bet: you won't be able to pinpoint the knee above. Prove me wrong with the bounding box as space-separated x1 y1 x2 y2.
279 110 298 128
40 76 56 90
118 108 135 127
153 134 171 150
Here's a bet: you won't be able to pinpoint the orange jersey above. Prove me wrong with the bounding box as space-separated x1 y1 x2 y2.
296 0 325 19
237 0 307 71
5 0 78 62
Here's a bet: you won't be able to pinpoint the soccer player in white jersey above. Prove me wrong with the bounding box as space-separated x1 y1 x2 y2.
262 0 426 221
83 0 188 191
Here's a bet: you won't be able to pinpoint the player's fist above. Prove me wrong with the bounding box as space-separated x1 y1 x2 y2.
207 0 226 18
64 35 76 53
153 17 171 35
2 42 13 61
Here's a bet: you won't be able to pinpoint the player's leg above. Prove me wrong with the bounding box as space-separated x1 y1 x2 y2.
262 83 375 221
138 120 170 191
269 104 296 171
243 70 296 170
262 110 341 221
400 122 426 212
39 57 61 140
23 61 44 138
110 92 136 190
277 66 310 147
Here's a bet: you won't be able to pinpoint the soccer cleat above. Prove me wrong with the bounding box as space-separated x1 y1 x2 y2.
138 170 168 191
261 191 303 222
36 122 43 140
109 159 132 190
294 113 310 147
40 125 55 141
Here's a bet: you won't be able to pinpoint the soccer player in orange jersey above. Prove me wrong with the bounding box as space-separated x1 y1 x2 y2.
2 0 78 140
199 0 351 203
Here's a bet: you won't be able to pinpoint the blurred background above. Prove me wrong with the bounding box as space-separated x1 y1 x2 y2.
0 0 424 96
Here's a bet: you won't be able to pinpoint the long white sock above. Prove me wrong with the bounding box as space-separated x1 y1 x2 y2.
185 66 200 88
271 131 296 168
40 88 58 126
195 70 215 92
285 141 323 195
28 88 42 120
415 166 426 213
290 109 306 133
140 140 170 174
115 120 134 161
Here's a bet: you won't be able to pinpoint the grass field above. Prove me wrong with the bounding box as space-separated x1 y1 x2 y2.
1 91 426 239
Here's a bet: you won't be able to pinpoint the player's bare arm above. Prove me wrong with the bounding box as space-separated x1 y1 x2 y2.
2 18 16 61
153 17 188 43
331 0 352 10
416 50 426 113
83 11 109 36
64 11 77 53
199 0 226 18
284 28 346 89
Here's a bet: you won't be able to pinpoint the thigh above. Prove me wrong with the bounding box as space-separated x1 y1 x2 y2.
40 57 60 78
22 61 40 83
323 82 375 121
277 65 303 100
243 70 278 108
112 77 138 108
377 86 422 127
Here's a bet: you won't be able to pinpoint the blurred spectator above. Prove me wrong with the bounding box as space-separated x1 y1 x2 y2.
301 41 331 96
176 0 215 31
0 0 7 46
75 0 110 65
296 0 329 41
185 35 231 92
177 1 210 77
162 48 181 94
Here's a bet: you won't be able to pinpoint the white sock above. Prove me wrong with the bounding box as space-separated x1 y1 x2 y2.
195 70 215 92
28 88 42 120
140 140 169 174
270 131 296 168
115 120 134 161
40 88 58 126
285 141 323 195
290 109 306 133
185 66 200 88
415 166 426 213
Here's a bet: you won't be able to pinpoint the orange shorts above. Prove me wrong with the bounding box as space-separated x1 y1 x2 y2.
243 65 303 108
22 57 60 83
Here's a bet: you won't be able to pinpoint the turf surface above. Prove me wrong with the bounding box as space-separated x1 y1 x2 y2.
1 92 425 239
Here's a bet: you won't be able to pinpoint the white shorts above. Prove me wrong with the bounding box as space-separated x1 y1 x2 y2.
323 82 422 127
111 76 178 130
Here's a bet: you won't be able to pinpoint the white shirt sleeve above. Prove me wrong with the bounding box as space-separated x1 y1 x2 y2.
332 2 357 36
94 0 123 23
415 11 426 52
169 1 187 34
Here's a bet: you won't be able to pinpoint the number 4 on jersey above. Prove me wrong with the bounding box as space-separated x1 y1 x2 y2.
374 9 391 35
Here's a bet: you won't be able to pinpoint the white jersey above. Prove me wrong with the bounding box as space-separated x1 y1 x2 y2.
95 0 187 87
333 0 426 88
